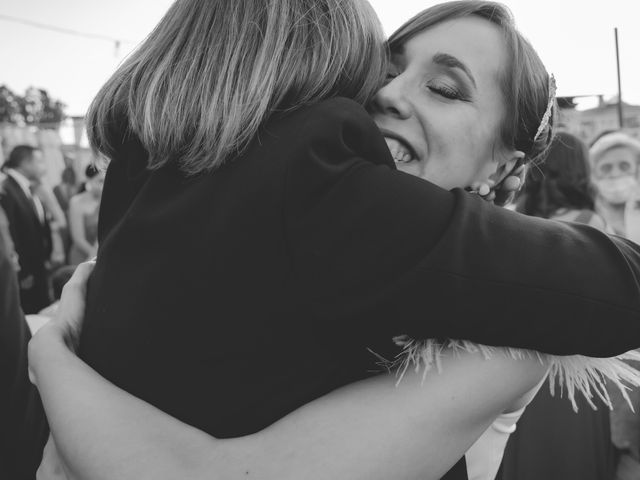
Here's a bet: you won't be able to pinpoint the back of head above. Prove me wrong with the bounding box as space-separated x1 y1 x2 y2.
388 1 555 167
4 145 37 171
87 0 387 175
518 131 594 218
61 166 77 185
85 164 100 179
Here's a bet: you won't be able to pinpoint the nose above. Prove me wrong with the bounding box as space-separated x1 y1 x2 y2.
610 164 624 177
371 77 412 119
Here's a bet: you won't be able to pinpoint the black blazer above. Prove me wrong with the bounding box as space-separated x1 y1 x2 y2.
0 244 48 479
81 98 640 477
0 176 51 278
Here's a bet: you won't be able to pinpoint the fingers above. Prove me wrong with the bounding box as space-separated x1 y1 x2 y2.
54 260 96 352
477 183 491 196
494 191 515 207
492 164 527 206
468 180 496 202
62 261 96 295
501 175 521 192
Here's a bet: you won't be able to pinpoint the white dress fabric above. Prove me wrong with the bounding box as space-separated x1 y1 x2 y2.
466 406 526 480
386 335 640 479
466 377 547 480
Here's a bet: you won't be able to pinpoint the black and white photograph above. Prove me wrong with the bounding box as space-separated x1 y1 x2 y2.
2 1 640 479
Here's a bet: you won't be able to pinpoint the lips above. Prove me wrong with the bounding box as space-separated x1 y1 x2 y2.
384 136 415 163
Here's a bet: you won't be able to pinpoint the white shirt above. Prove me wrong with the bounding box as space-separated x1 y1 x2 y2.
5 168 46 223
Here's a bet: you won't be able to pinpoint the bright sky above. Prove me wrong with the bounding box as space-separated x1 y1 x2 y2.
1 0 640 116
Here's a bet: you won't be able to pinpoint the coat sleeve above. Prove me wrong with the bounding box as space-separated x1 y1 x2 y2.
283 97 640 358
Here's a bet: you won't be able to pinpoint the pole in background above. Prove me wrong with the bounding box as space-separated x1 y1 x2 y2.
615 27 624 128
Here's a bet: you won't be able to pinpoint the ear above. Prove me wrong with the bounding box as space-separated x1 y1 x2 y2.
488 150 525 185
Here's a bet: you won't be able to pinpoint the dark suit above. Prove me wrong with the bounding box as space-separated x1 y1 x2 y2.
80 98 640 480
0 175 52 313
0 241 48 479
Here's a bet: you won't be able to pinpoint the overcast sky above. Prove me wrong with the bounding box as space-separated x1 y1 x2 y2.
2 0 640 116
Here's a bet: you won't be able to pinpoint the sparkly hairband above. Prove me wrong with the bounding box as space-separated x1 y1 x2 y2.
533 74 557 143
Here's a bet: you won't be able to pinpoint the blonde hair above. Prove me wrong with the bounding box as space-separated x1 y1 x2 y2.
87 0 387 175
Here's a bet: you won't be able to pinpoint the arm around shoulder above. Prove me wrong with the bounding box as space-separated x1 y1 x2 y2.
282 100 640 357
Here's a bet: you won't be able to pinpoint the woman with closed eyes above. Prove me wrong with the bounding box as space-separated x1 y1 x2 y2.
28 2 640 480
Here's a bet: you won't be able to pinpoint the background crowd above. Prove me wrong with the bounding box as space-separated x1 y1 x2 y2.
0 139 104 318
502 129 640 480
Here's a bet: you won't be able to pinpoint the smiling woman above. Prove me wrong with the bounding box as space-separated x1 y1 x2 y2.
373 16 516 189
373 2 552 191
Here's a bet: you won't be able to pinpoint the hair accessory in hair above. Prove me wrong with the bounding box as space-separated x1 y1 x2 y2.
533 74 556 143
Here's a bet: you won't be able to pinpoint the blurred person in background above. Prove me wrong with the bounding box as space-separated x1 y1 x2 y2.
53 166 78 215
52 166 78 263
590 131 640 243
67 164 103 265
517 131 606 227
501 131 613 480
32 182 67 268
0 203 19 272
0 216 49 480
0 145 52 313
589 131 640 480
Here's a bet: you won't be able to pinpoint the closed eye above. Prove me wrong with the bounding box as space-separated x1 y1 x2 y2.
428 84 465 101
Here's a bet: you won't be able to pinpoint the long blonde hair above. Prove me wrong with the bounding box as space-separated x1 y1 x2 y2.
87 0 387 175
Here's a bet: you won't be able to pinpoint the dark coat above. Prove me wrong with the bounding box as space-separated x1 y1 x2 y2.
0 244 48 479
0 175 51 313
80 98 640 479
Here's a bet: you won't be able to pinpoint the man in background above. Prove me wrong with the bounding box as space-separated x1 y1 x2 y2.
0 145 52 313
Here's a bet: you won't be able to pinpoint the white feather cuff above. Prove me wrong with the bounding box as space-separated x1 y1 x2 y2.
384 335 640 413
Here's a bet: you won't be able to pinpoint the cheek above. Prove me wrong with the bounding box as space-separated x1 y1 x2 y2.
459 132 499 182
415 107 497 188
429 135 490 189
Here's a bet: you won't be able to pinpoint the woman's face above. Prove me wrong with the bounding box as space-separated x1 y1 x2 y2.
87 172 106 198
371 16 518 190
592 147 638 181
592 146 639 205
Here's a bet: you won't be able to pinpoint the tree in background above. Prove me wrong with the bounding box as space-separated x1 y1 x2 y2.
0 85 66 126
0 86 22 124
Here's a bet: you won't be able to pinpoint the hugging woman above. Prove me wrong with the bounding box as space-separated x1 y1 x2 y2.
24 1 640 480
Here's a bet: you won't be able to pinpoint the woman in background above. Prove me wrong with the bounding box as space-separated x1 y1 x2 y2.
517 131 606 226
503 131 613 480
53 166 77 215
590 131 640 243
67 165 103 264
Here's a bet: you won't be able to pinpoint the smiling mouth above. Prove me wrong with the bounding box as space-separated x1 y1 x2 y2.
382 135 417 164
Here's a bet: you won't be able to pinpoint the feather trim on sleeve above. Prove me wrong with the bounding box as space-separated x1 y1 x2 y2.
385 335 640 413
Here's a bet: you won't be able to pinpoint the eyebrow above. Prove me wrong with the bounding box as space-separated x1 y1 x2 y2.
432 52 476 89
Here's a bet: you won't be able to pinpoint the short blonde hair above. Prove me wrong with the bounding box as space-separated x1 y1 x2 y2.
87 0 387 175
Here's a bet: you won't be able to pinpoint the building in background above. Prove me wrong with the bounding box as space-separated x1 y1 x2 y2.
558 95 640 145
